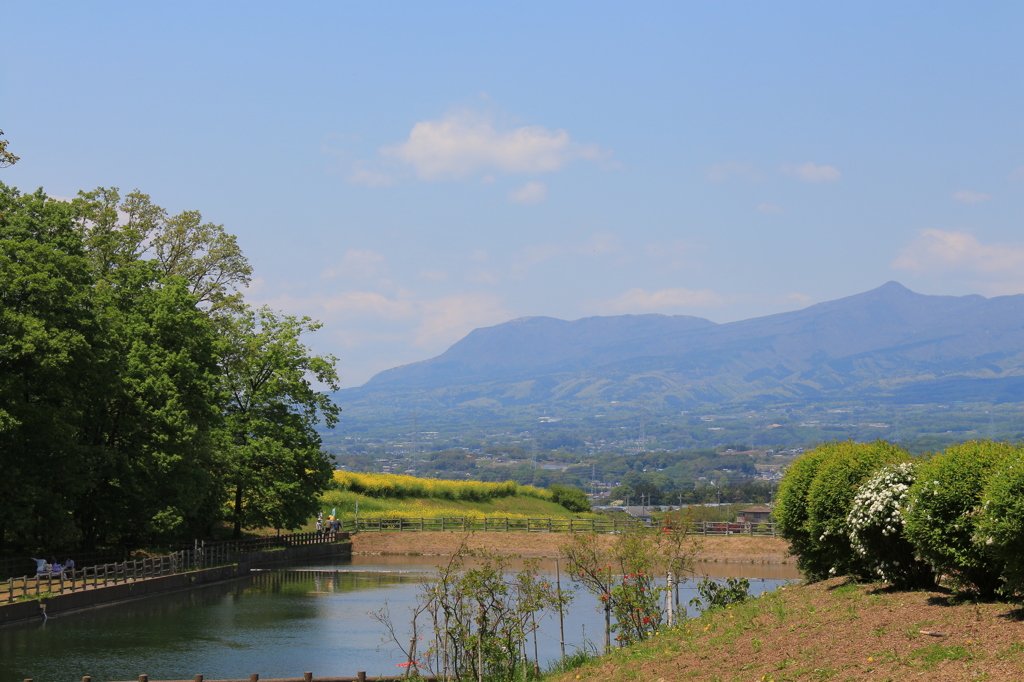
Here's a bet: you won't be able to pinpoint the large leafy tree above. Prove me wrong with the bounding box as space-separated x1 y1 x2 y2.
0 185 93 550
220 307 340 537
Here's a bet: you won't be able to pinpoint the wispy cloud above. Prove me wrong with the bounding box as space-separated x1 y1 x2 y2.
576 232 621 256
893 229 1024 274
596 287 728 313
380 110 607 181
509 181 547 204
706 160 763 182
952 190 992 204
756 203 784 214
511 243 562 277
781 162 841 183
321 249 387 279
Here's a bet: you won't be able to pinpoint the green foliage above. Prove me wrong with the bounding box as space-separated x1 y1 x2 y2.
775 440 907 580
375 544 569 681
220 307 340 536
549 484 591 513
846 461 934 588
688 576 751 611
805 440 908 580
0 182 337 553
773 443 838 579
975 448 1024 599
904 440 1017 597
561 524 694 650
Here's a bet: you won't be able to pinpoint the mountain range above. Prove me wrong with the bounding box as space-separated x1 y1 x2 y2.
339 282 1024 411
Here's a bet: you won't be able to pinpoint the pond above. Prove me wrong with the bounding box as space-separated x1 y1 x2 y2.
0 556 799 682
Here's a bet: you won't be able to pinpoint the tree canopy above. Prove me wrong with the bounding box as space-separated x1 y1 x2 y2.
0 182 339 553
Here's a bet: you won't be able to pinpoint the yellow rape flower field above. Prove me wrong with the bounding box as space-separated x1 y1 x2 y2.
319 471 593 520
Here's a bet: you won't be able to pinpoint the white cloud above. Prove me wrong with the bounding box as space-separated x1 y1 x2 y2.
642 239 692 271
756 203 784 214
321 249 387 279
511 243 562 277
509 181 547 204
952 190 992 204
258 288 511 350
706 161 762 182
346 166 395 187
781 162 841 183
1010 167 1024 182
419 269 449 282
466 268 500 285
893 229 1024 274
382 110 606 180
415 293 511 346
576 232 620 256
469 249 489 262
597 287 728 313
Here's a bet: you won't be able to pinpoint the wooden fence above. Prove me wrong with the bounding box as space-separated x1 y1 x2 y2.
346 516 777 537
2 531 344 604
32 671 432 675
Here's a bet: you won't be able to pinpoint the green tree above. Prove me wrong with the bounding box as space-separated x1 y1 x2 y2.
220 306 340 536
0 130 18 168
72 187 252 311
0 184 93 551
73 263 223 547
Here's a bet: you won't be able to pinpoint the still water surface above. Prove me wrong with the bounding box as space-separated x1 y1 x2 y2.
0 556 798 682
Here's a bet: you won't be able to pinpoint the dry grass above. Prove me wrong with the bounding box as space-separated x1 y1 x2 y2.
551 577 1024 681
351 532 791 563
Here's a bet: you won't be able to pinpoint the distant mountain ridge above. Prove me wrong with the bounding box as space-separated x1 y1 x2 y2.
343 282 1024 409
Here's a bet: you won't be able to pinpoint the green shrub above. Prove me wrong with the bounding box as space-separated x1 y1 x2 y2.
549 484 591 513
846 461 933 588
805 440 908 580
904 440 1016 597
774 443 836 579
776 440 905 580
975 448 1024 599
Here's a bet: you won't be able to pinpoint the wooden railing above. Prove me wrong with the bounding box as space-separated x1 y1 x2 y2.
1 531 346 604
39 674 434 682
346 516 777 537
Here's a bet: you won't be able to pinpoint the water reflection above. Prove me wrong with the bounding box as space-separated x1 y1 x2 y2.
0 557 796 682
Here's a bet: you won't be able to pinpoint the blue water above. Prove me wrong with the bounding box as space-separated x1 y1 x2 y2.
0 556 797 682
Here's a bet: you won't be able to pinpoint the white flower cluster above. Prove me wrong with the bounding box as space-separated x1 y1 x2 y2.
846 462 918 580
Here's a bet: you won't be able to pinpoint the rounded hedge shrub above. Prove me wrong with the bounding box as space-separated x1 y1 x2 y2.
975 448 1024 599
846 461 934 588
904 440 1016 597
804 440 908 580
774 443 837 579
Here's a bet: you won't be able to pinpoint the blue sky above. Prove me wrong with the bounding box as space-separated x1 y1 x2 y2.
4 2 1023 386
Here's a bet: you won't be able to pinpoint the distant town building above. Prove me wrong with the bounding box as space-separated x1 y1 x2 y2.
736 505 773 524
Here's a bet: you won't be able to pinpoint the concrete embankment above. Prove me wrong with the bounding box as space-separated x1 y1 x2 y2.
0 540 351 627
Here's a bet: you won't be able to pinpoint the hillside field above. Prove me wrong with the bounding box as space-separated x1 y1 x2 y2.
555 577 1024 681
318 471 591 519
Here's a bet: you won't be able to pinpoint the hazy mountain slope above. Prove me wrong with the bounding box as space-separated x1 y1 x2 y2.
343 282 1024 409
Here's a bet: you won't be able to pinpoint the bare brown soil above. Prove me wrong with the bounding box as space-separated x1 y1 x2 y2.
350 531 791 564
554 577 1024 681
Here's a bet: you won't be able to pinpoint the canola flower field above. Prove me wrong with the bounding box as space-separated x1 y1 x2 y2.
321 471 589 519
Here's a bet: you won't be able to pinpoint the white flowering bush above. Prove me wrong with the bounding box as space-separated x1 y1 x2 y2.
976 449 1024 600
846 461 933 587
904 440 1016 597
805 440 907 581
777 440 905 581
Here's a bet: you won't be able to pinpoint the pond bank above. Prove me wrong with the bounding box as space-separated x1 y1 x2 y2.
0 541 351 627
552 576 1024 681
350 531 791 564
